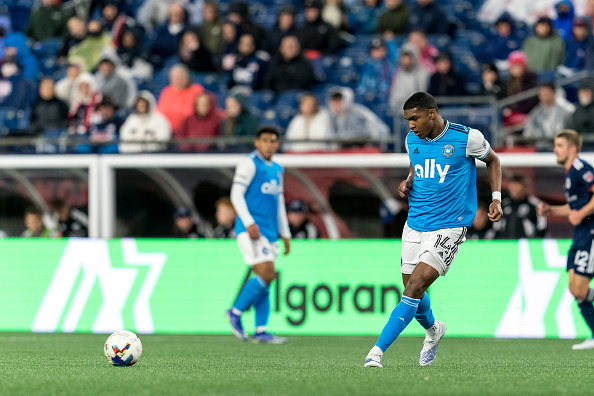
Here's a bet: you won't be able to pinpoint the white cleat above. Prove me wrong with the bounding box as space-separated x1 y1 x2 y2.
419 321 446 366
364 346 384 368
572 338 594 350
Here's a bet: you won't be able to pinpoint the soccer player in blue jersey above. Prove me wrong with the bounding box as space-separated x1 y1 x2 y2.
226 126 291 344
538 129 594 350
365 92 503 367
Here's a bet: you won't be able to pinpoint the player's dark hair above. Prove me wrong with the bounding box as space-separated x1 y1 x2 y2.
403 92 439 112
256 126 280 138
539 81 556 91
556 129 582 152
50 198 67 211
24 206 42 217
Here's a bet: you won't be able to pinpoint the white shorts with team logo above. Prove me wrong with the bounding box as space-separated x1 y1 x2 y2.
401 222 467 276
237 232 279 265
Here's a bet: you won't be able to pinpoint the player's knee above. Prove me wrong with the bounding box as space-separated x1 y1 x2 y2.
403 280 426 299
260 271 277 284
569 283 587 300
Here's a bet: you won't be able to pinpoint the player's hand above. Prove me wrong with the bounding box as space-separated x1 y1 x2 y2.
568 210 584 226
247 224 260 240
488 200 502 222
282 237 291 255
537 202 551 217
398 178 413 198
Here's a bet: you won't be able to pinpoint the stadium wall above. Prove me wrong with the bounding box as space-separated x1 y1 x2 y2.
2 238 588 338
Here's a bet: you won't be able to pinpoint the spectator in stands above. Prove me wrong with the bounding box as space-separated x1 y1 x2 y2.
176 92 222 152
117 28 153 83
524 82 573 144
227 1 267 51
173 206 208 238
586 0 594 27
50 198 88 238
55 58 85 106
22 206 57 238
285 93 334 152
407 0 449 36
503 51 538 126
31 78 69 136
264 36 316 93
137 0 178 33
328 87 390 146
522 16 565 72
25 0 70 43
349 0 383 35
68 73 102 136
407 29 438 73
221 22 240 68
225 33 268 92
2 22 40 81
322 0 351 33
198 1 224 59
492 174 547 239
376 0 408 38
95 50 132 109
100 1 132 47
213 197 236 239
564 18 591 71
564 79 594 137
267 4 299 56
466 200 496 240
157 64 204 130
178 30 216 73
477 63 507 100
58 16 86 61
298 0 340 57
149 3 188 68
86 96 121 153
119 91 172 153
427 52 467 98
0 58 36 110
287 200 319 239
68 20 113 71
553 0 575 42
357 37 395 103
481 13 523 63
389 43 429 112
222 93 259 139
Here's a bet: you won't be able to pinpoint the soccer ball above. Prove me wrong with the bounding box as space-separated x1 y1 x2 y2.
104 330 142 366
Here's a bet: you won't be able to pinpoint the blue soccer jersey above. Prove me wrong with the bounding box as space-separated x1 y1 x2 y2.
564 157 594 243
232 150 286 242
405 121 491 231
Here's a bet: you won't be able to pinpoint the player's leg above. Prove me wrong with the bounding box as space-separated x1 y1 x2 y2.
251 261 287 344
568 269 594 349
402 273 436 330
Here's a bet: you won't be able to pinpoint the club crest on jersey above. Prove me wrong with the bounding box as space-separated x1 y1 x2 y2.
583 171 593 183
443 144 454 157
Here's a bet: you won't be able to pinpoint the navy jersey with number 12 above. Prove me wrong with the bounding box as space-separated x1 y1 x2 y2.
564 157 594 244
405 121 491 232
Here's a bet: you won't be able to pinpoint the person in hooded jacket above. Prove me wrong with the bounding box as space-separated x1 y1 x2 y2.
564 18 592 70
264 35 316 93
389 42 429 111
357 37 396 103
116 27 153 82
297 0 340 57
95 49 133 109
68 72 102 135
427 52 467 98
349 0 384 35
522 16 565 72
327 86 389 147
266 5 298 56
176 92 222 152
119 90 172 153
553 0 575 43
0 16 40 81
222 93 259 139
481 13 524 63
477 63 507 100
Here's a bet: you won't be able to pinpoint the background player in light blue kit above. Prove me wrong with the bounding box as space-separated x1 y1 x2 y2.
226 126 291 344
538 129 594 350
365 92 503 367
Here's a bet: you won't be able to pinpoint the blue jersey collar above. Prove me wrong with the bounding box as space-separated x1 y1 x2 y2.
252 150 274 166
425 120 450 142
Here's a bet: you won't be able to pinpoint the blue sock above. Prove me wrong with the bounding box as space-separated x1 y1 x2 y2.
415 292 435 330
233 276 267 312
578 300 594 338
375 295 420 351
254 286 270 330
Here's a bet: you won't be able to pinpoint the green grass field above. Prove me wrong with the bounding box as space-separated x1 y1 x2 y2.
0 333 591 395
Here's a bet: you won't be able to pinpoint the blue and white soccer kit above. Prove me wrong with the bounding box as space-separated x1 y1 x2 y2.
403 121 491 276
231 150 291 264
564 157 594 278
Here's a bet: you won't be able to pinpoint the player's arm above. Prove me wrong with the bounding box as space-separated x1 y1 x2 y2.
480 150 503 222
230 159 259 239
398 163 414 198
537 202 570 217
568 195 594 226
277 192 291 255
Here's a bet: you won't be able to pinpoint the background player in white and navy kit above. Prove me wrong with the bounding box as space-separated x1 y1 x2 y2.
226 127 291 344
365 92 502 368
538 129 594 350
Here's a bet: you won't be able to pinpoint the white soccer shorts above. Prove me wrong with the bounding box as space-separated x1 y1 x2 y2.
237 232 279 265
401 222 467 276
